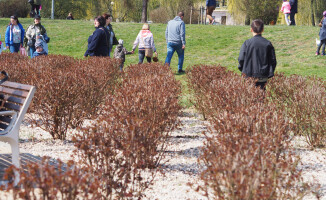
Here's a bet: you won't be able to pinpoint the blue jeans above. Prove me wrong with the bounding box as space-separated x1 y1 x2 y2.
165 42 184 71
9 43 20 53
138 50 151 64
29 46 36 58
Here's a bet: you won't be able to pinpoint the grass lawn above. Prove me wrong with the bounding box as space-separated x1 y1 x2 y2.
1 18 325 106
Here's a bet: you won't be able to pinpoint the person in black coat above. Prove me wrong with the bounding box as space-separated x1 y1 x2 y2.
238 19 277 90
84 16 110 57
289 0 298 25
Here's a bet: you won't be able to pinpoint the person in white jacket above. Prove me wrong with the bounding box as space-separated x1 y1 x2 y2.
132 23 158 64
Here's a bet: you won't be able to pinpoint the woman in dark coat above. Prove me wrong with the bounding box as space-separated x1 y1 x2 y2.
84 16 110 57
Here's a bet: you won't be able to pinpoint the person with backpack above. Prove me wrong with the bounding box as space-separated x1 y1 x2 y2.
26 15 49 58
5 15 25 53
114 39 133 72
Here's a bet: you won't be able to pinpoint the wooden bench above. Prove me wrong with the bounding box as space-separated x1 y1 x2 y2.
0 81 35 171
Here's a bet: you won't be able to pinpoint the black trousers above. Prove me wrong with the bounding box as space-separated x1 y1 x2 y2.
290 12 296 25
30 4 41 15
255 81 267 91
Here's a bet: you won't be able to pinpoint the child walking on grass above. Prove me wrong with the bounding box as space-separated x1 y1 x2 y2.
316 11 326 56
280 0 291 26
114 39 133 71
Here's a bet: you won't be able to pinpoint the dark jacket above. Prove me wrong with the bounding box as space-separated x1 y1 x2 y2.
289 0 298 13
84 26 110 57
105 24 119 50
320 18 326 41
238 35 277 79
206 0 216 7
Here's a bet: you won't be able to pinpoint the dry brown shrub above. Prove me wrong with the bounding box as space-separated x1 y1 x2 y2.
73 63 181 199
1 54 121 140
267 73 326 148
188 65 312 199
2 158 102 200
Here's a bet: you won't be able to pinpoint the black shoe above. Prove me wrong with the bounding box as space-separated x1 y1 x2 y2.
178 69 185 74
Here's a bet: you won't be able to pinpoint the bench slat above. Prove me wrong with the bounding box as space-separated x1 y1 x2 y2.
0 122 8 130
6 96 25 105
3 102 21 112
0 87 29 98
0 115 13 124
1 81 33 91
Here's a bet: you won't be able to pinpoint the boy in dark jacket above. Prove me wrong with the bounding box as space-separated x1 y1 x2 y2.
114 39 132 71
238 19 277 90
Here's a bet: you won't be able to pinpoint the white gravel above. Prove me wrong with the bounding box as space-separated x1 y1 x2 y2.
0 110 325 200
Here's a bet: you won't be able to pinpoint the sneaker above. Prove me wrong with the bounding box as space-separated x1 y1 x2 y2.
316 52 320 55
178 69 185 74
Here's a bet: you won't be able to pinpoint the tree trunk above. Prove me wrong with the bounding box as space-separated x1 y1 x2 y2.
311 0 315 26
141 0 148 23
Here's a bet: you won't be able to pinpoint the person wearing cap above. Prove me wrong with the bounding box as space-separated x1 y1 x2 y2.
5 15 25 53
26 14 47 58
316 11 326 56
33 40 47 57
114 39 133 71
132 23 158 64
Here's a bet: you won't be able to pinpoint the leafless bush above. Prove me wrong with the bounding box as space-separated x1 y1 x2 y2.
267 73 326 148
199 106 309 200
1 54 120 140
73 63 181 198
1 158 102 200
188 65 311 199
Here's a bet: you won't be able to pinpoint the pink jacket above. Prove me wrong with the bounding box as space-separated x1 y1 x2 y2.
281 2 291 14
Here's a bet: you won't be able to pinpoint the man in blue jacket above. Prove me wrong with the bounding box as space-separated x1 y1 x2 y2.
165 12 186 74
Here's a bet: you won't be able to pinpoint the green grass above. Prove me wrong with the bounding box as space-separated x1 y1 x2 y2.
1 18 325 107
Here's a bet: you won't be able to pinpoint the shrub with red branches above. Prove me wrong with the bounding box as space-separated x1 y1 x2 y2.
2 158 102 200
267 73 326 148
73 63 181 198
188 65 312 199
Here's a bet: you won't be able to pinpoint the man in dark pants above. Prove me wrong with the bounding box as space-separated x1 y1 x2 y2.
289 0 298 25
238 19 277 90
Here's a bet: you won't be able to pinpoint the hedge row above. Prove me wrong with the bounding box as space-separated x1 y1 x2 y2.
187 65 315 199
2 62 182 199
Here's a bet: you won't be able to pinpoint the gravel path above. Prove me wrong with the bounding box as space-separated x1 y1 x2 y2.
0 110 325 200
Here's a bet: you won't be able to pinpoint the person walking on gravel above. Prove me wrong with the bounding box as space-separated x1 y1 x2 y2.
165 12 186 74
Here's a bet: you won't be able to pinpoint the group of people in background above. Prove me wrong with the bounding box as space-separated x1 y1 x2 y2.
4 14 49 58
84 12 186 73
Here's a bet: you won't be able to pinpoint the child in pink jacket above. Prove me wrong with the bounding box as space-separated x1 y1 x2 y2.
280 0 291 25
